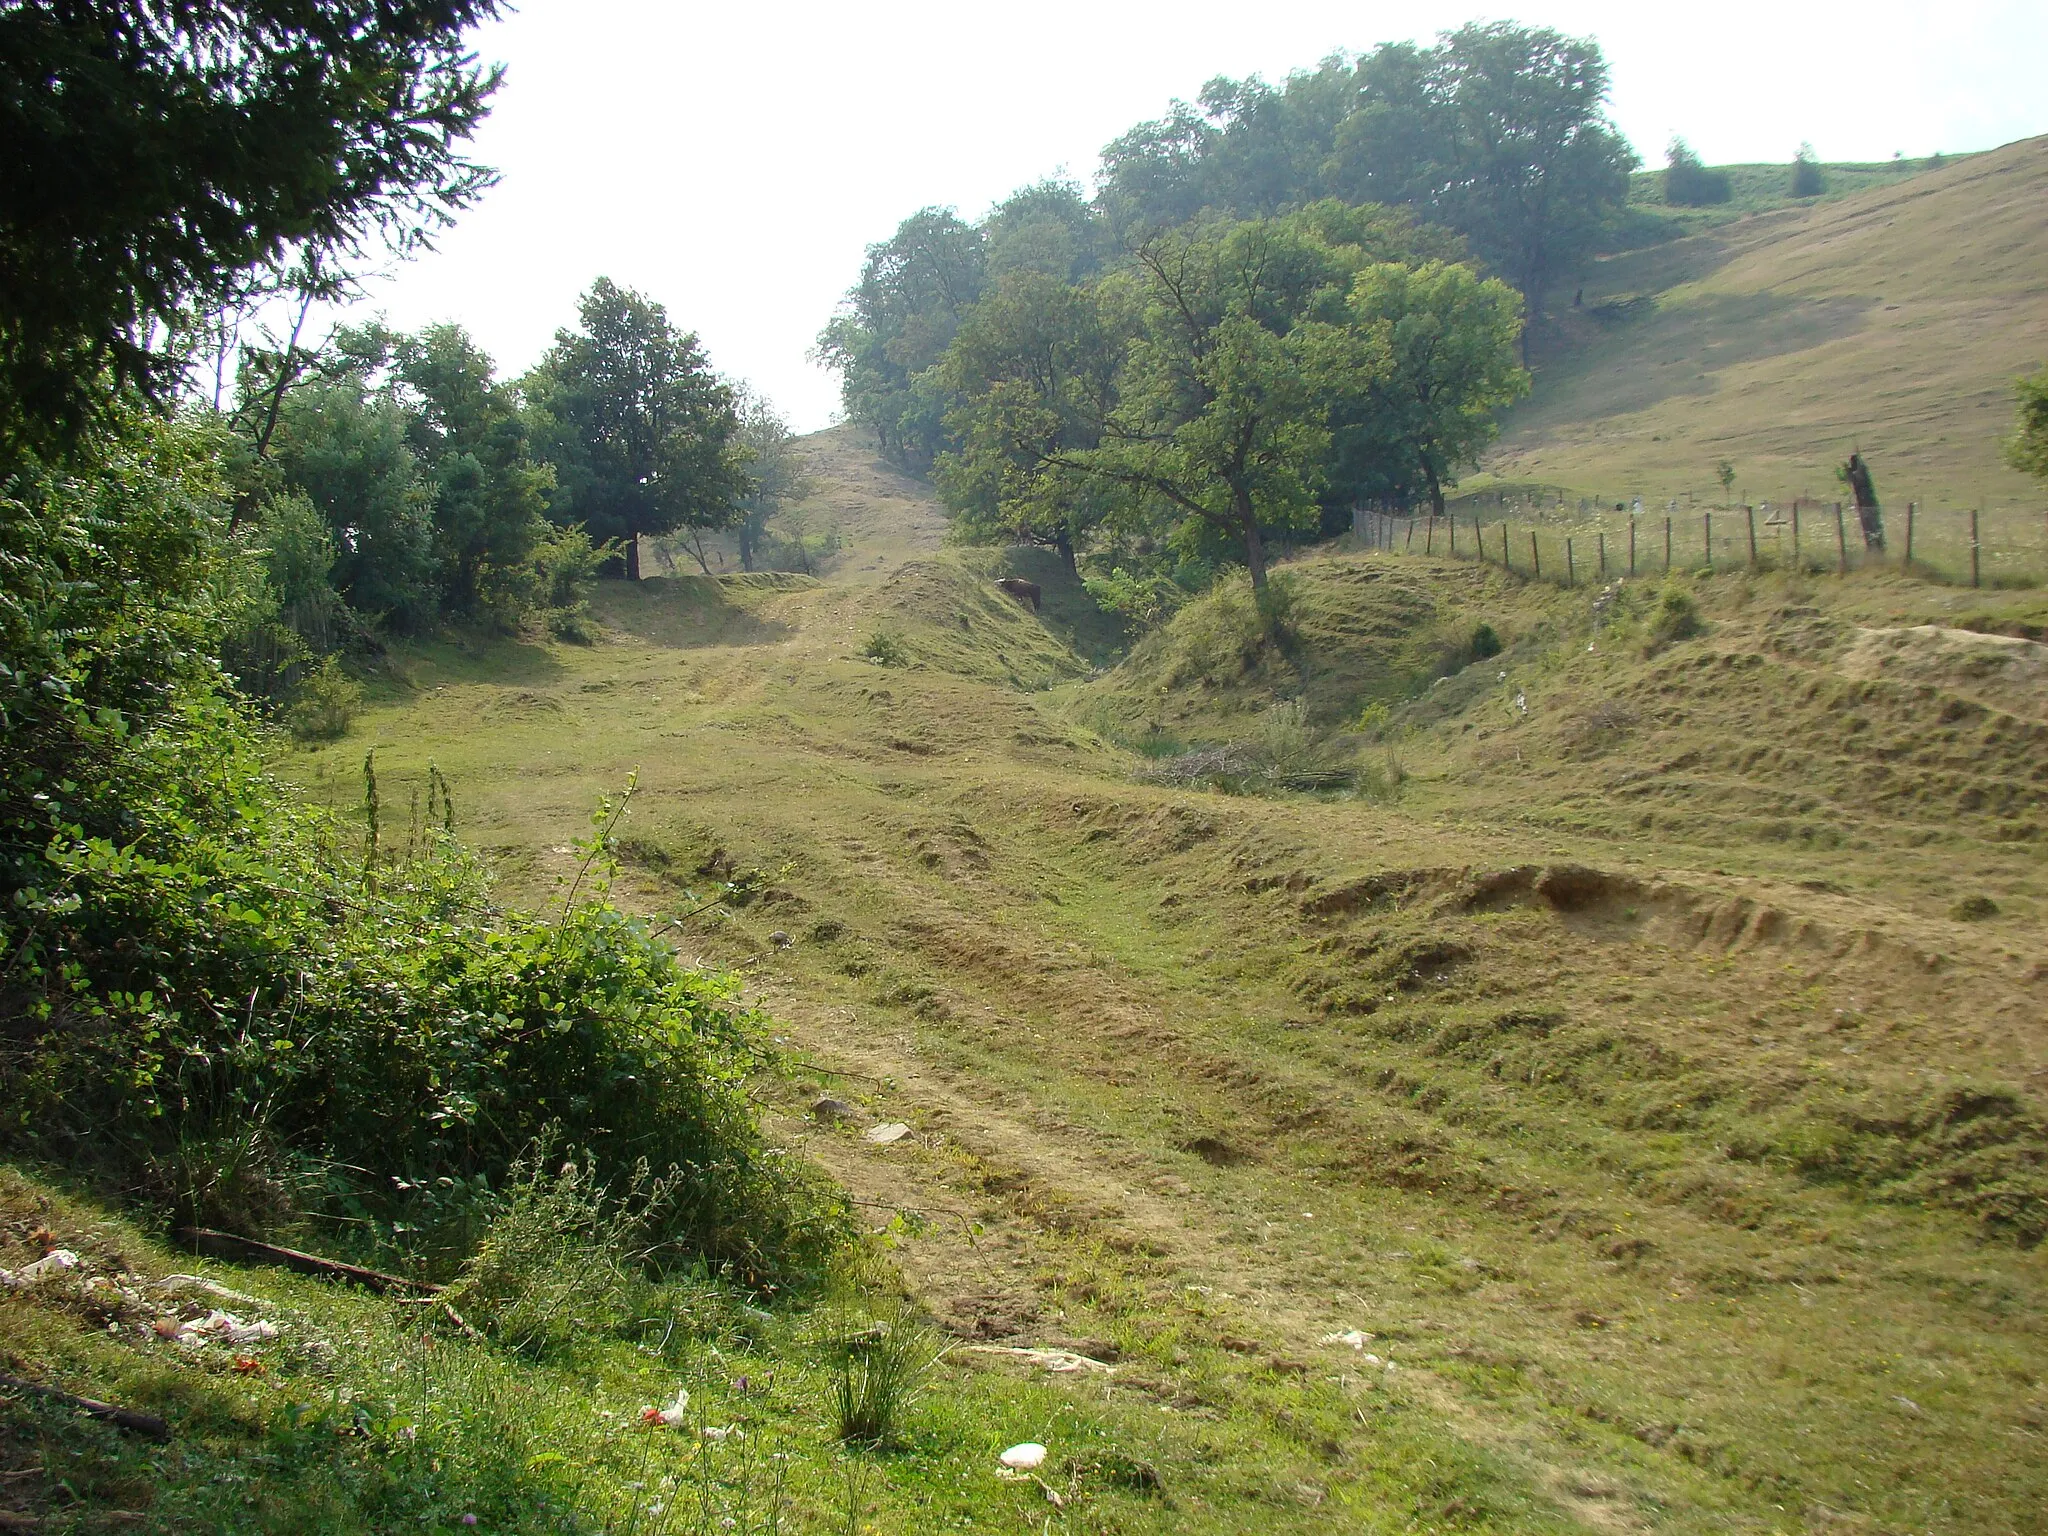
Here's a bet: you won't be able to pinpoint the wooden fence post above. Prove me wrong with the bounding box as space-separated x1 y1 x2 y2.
1598 531 1607 578
1531 530 1541 579
1904 501 1914 567
1426 515 1435 555
1629 519 1636 576
1502 523 1512 572
1450 515 1459 556
1793 501 1801 568
1835 502 1848 574
1664 516 1672 571
1405 518 1415 552
1704 512 1713 571
1971 508 1981 588
1567 537 1576 587
1746 504 1758 568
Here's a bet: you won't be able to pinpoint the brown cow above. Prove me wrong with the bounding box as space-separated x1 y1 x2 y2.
995 577 1042 613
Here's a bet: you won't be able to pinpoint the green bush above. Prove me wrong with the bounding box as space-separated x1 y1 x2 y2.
1644 579 1703 655
1468 621 1502 660
286 655 363 740
861 628 908 666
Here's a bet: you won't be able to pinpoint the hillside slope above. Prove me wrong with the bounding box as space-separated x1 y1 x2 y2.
1491 135 2048 507
276 439 2048 1534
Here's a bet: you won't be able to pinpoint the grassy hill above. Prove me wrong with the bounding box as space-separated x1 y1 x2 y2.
196 424 2048 1534
1492 135 2048 514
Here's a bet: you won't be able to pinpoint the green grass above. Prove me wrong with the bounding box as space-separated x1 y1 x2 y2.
223 436 2048 1533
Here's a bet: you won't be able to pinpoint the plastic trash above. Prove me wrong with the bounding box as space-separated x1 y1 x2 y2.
639 1387 691 1427
999 1442 1048 1470
1319 1329 1372 1349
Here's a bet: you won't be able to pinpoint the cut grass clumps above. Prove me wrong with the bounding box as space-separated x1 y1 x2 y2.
1643 577 1704 655
824 1305 947 1446
1136 699 1374 795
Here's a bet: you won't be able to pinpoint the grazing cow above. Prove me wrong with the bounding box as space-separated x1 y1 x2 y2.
995 577 1042 613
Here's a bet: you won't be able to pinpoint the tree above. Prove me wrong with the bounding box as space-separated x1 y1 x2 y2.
1331 261 1528 515
392 324 556 620
815 209 985 473
732 389 812 573
1791 144 1825 197
530 279 744 581
941 218 1402 588
1664 138 1732 206
934 272 1125 573
0 0 502 460
2005 367 2048 482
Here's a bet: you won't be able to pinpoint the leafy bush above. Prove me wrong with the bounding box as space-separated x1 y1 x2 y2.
861 628 908 666
1791 145 1824 198
1663 138 1731 206
286 655 363 741
1468 621 1502 660
1644 579 1703 655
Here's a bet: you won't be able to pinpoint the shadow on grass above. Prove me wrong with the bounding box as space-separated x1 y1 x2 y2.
595 575 795 649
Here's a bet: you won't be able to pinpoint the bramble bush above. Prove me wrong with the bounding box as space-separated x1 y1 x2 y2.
0 417 844 1287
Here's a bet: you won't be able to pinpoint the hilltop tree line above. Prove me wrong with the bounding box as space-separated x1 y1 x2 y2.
819 21 1640 586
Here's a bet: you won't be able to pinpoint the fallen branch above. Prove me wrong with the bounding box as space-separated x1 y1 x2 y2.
174 1229 438 1296
0 1373 171 1441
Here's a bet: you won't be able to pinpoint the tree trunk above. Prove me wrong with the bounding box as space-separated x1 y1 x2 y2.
1423 461 1446 518
1054 526 1077 579
1236 487 1268 589
625 531 641 582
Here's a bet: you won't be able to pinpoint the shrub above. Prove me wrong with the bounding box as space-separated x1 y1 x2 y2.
1644 579 1703 655
1791 145 1824 198
1468 621 1502 660
825 1305 946 1445
860 628 907 666
1664 138 1732 206
285 655 362 741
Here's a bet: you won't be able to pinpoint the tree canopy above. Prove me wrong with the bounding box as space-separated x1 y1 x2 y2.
529 278 745 580
0 0 503 458
934 209 1525 588
2006 367 2048 483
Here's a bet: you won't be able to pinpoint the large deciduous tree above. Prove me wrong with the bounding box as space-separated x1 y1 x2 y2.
815 208 985 474
0 0 502 459
530 278 744 581
732 389 812 573
1330 261 1529 515
1333 24 1636 349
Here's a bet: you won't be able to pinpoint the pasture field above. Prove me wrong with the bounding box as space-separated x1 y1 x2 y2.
1495 135 2048 513
258 435 2048 1535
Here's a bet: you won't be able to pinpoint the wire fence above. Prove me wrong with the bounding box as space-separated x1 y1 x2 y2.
1350 498 2048 591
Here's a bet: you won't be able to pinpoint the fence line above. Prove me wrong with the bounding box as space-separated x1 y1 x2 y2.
1348 499 2045 592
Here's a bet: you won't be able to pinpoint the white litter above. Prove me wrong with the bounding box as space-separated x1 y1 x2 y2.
700 1424 741 1442
156 1274 268 1308
11 1249 81 1286
179 1310 280 1347
999 1442 1048 1471
1320 1330 1373 1350
967 1346 1114 1374
640 1387 691 1428
865 1122 911 1144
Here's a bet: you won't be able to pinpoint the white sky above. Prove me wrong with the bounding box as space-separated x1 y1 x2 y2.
350 0 2048 431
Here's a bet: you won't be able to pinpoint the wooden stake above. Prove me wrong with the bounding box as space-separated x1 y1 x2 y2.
1971 508 1981 588
1665 515 1672 571
1793 500 1801 567
1531 529 1541 578
1502 523 1512 572
1704 512 1713 571
1426 515 1435 555
1746 504 1758 567
1629 518 1636 575
1405 517 1415 552
1567 537 1576 587
1598 531 1607 577
1904 501 1915 567
1835 502 1848 574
